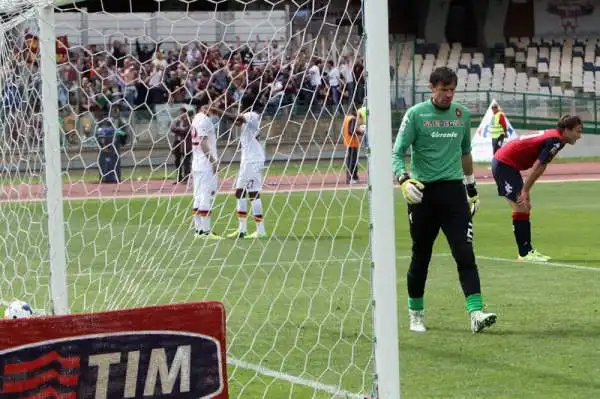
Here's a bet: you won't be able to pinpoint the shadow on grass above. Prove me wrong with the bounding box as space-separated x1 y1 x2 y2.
403 339 600 392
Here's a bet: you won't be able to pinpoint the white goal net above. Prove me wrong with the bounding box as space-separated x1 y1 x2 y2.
0 0 398 397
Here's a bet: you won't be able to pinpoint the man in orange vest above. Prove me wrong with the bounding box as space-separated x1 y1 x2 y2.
342 108 365 184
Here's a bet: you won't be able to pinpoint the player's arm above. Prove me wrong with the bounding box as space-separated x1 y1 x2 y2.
522 138 562 194
460 109 474 177
392 109 423 204
213 107 243 122
392 108 416 179
497 113 508 144
499 113 508 135
211 106 247 124
460 110 480 215
199 134 218 174
348 117 362 137
192 125 218 172
357 112 366 134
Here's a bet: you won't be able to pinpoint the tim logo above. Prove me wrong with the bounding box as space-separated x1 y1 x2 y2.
0 332 224 399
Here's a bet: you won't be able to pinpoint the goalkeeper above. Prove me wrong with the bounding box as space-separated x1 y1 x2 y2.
392 67 497 334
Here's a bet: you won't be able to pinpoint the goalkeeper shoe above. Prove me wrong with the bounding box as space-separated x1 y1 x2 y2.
518 249 550 262
408 310 426 333
470 310 497 333
246 231 268 240
226 229 247 239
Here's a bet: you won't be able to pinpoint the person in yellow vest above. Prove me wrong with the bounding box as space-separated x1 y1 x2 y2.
342 108 365 184
357 104 368 148
490 103 508 154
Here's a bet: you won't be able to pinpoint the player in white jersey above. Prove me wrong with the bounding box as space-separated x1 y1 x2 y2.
213 96 267 239
190 103 222 239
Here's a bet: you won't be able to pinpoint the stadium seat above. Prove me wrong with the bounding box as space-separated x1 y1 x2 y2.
388 34 600 105
528 77 540 93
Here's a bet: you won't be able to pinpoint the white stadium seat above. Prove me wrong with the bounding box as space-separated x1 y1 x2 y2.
389 34 600 106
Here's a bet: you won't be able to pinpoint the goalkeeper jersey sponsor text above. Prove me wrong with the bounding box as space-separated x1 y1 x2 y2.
392 100 472 183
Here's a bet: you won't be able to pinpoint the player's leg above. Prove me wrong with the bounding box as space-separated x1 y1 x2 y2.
228 163 250 238
227 188 248 238
247 192 267 238
439 181 497 332
348 146 359 183
344 146 353 183
491 159 548 261
406 190 441 333
492 138 499 154
351 146 360 182
172 145 183 183
197 169 222 239
182 150 192 182
246 163 267 239
192 171 204 235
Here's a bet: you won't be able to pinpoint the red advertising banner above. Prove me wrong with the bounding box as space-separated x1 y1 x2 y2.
0 301 229 398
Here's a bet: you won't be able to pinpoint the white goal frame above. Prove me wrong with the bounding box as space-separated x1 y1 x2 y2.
21 0 402 396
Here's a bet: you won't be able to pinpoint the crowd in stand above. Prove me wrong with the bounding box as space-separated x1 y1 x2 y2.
2 35 368 149
46 38 368 145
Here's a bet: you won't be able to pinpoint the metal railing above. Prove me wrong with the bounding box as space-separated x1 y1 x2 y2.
389 87 600 134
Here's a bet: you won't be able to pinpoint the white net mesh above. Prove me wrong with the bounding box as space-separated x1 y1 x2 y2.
0 0 373 397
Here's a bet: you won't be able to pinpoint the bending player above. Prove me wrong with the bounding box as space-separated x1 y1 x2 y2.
191 100 222 240
213 95 268 239
492 115 583 261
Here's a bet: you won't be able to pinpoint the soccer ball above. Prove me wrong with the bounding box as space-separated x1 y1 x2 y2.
4 300 34 319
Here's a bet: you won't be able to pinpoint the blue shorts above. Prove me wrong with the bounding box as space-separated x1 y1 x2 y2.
491 158 523 202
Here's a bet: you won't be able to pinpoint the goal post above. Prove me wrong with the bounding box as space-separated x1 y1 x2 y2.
39 4 69 316
0 0 401 396
363 0 402 397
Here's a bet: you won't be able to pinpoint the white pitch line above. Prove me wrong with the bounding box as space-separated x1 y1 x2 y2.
0 184 368 204
67 257 372 278
16 256 393 279
422 253 598 272
1 175 599 204
475 254 600 272
228 357 365 399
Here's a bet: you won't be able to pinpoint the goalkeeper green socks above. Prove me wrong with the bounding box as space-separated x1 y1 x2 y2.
465 294 483 313
409 295 484 312
408 297 424 311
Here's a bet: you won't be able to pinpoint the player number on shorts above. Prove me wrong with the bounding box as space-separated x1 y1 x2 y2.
466 222 473 242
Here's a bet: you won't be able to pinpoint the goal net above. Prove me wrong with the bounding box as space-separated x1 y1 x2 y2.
0 0 397 397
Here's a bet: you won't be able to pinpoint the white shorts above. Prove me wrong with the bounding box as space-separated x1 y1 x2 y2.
192 168 217 209
235 162 264 192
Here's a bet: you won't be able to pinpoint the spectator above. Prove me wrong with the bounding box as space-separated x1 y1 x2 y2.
325 60 341 106
170 106 192 184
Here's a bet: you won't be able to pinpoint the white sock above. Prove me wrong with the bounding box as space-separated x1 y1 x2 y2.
201 212 211 233
252 198 266 235
237 198 248 233
193 212 202 232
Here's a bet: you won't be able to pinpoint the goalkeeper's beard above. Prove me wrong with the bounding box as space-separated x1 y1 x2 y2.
432 96 452 109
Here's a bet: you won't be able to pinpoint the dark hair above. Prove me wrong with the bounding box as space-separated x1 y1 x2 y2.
429 67 458 87
557 115 582 131
241 94 264 113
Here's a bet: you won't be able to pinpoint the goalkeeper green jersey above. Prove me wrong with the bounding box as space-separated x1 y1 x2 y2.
392 99 472 183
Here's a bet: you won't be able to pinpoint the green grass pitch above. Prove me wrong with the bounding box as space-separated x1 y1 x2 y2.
0 181 599 398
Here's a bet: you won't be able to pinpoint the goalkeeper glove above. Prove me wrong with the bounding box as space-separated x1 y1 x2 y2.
464 175 480 216
398 173 425 204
